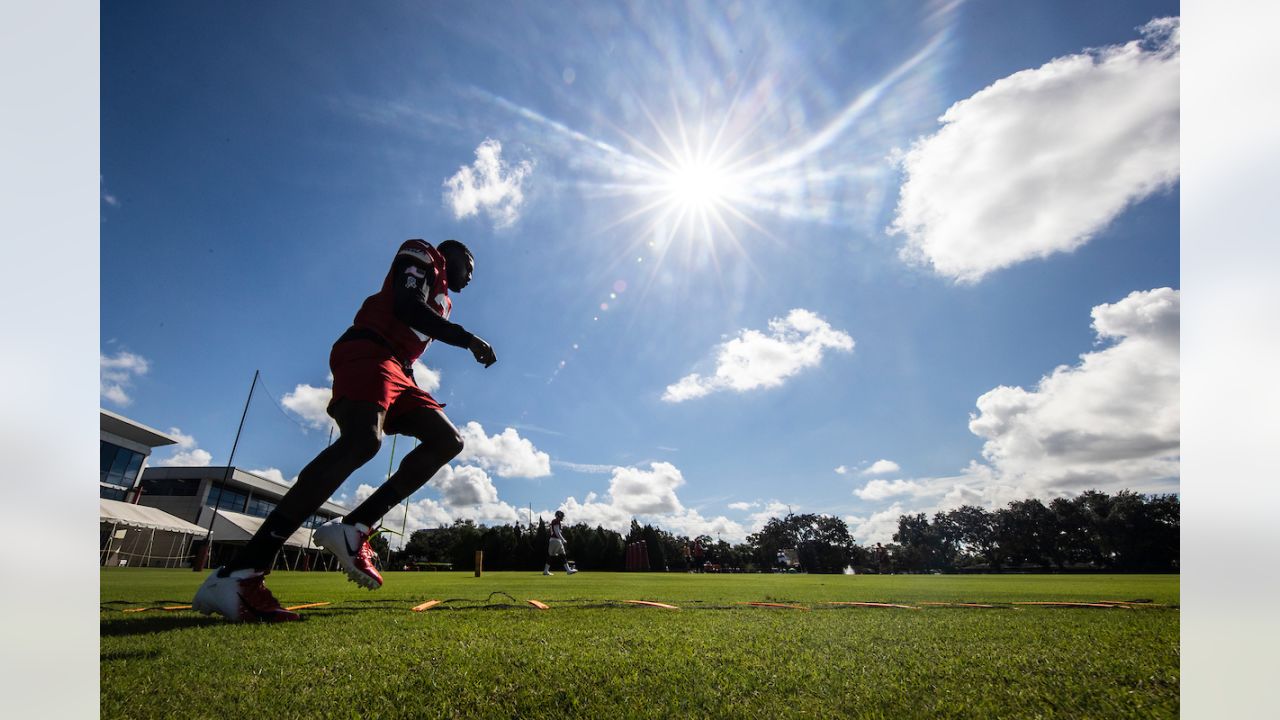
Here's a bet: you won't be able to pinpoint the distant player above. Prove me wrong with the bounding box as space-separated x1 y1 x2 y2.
193 238 497 622
544 510 577 576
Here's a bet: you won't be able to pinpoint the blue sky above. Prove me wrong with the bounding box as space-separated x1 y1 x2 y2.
100 0 1180 546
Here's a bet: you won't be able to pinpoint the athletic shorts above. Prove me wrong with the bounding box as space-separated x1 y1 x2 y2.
328 339 443 435
548 538 565 556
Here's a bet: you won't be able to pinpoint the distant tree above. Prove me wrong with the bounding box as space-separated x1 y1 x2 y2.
994 499 1054 567
893 513 948 571
945 505 1000 569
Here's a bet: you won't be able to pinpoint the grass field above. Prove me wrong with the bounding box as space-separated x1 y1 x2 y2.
101 569 1178 719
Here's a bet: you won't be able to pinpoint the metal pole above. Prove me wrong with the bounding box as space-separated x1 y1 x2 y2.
396 438 418 555
375 435 398 570
196 369 259 571
102 521 118 566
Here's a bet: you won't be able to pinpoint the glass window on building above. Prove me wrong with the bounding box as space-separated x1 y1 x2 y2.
100 441 145 489
245 496 277 519
141 477 200 496
207 483 248 513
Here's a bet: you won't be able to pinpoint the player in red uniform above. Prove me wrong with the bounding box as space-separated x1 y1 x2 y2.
194 238 496 622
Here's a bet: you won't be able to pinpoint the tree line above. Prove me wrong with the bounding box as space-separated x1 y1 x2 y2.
378 489 1177 574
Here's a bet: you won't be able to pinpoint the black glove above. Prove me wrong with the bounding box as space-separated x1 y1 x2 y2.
468 335 497 367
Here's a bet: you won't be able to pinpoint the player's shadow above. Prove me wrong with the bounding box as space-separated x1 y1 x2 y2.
99 615 228 637
101 648 162 662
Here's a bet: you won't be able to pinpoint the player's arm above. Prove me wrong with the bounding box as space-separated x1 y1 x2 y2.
391 256 495 366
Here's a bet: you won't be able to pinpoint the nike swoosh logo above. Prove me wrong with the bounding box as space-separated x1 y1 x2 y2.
269 531 289 541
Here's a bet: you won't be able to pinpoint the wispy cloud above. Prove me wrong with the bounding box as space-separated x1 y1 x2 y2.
552 460 617 474
443 138 534 229
663 309 854 402
891 17 1180 282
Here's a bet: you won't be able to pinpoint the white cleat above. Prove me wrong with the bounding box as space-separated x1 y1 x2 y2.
192 567 299 622
313 519 383 590
543 570 553 576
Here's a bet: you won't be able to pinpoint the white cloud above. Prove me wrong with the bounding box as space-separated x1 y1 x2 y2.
338 465 523 541
862 459 901 476
156 427 212 467
281 384 335 433
246 467 297 486
854 478 924 501
727 501 756 511
411 361 441 393
834 465 849 475
100 350 149 406
663 309 854 402
842 289 1179 540
433 464 501 507
890 17 1180 283
745 501 792 533
848 503 905 544
456 422 551 478
608 462 686 515
968 287 1180 495
443 138 534 229
658 509 746 541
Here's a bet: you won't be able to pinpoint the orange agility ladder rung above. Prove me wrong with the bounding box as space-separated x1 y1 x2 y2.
284 602 331 611
411 600 442 612
738 602 809 611
624 600 680 610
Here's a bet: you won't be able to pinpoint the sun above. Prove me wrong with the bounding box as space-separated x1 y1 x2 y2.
662 158 739 213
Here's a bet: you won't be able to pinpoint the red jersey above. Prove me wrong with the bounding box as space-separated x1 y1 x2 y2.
351 239 452 364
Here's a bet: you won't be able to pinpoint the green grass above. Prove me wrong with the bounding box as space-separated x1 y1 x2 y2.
101 570 1178 719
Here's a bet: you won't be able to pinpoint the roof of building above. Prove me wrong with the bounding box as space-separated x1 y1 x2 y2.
100 409 179 448
100 498 209 535
141 465 348 515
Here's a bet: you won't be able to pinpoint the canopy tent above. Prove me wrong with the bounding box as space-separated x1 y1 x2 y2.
100 498 208 535
100 498 208 567
208 508 317 548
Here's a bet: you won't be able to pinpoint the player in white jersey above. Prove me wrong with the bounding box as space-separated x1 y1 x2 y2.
544 510 577 576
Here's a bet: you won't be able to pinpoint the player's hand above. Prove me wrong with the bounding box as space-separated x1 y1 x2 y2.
468 335 497 367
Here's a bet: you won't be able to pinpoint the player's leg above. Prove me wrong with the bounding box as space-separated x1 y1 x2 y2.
342 406 464 528
233 398 384 571
194 399 384 619
317 406 463 589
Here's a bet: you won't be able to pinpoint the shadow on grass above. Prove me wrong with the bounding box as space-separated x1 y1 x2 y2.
101 648 161 662
99 615 227 637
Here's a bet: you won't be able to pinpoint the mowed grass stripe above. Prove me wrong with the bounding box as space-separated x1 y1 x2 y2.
101 570 1178 719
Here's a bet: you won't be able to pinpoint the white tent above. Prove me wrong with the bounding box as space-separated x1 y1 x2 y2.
99 498 208 567
100 498 208 535
208 509 317 548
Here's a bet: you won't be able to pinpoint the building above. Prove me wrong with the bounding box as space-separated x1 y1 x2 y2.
100 408 177 502
138 465 348 570
100 409 208 567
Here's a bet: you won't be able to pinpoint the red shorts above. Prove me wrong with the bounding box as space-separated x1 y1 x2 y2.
328 339 443 434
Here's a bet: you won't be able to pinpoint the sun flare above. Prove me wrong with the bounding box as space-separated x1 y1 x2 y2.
662 159 739 213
